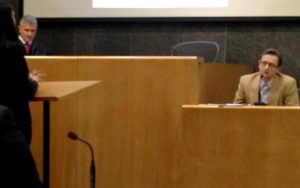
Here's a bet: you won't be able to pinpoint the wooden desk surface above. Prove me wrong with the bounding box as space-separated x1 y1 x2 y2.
33 81 100 101
183 104 300 110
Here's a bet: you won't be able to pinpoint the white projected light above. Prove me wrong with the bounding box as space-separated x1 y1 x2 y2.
93 0 228 8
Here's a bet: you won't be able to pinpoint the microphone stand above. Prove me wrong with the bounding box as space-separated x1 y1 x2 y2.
68 131 95 188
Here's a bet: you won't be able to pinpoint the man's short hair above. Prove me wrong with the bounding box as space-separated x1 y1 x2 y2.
19 15 38 28
261 48 282 67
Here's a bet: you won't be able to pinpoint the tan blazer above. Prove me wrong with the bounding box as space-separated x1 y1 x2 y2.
234 72 299 106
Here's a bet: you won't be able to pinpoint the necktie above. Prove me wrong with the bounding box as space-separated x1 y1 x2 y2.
260 81 269 104
25 43 30 54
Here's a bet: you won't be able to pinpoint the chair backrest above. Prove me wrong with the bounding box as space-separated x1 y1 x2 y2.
171 41 220 62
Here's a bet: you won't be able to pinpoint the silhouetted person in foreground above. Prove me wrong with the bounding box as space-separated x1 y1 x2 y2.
0 104 43 188
0 0 44 145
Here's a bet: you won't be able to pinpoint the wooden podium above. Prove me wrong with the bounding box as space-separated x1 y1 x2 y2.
32 81 100 188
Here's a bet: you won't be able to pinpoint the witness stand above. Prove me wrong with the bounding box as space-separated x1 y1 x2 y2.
181 104 300 188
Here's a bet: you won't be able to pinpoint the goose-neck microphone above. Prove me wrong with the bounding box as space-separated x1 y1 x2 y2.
67 131 95 188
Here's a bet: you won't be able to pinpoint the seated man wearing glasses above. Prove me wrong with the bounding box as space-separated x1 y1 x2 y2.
234 48 299 106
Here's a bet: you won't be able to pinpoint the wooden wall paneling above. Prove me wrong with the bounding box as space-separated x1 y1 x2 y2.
27 57 78 187
198 63 254 104
27 56 200 188
75 56 199 188
26 56 78 81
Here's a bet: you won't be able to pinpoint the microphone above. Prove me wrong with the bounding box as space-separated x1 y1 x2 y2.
254 101 267 106
67 131 95 188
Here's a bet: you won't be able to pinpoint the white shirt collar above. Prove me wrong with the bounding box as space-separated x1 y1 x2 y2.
18 35 32 45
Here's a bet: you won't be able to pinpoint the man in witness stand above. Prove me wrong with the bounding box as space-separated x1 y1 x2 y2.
18 15 49 55
234 48 299 106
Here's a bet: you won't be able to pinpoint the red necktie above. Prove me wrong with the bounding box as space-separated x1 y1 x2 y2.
25 43 30 54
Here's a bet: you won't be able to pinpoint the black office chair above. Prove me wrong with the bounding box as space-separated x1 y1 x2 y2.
171 41 220 62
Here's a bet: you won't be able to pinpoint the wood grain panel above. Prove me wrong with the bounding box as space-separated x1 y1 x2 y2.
181 105 300 188
74 56 199 188
27 57 78 187
198 63 254 103
26 56 200 188
26 56 252 188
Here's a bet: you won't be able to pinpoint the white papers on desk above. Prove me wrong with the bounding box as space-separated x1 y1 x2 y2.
207 103 250 107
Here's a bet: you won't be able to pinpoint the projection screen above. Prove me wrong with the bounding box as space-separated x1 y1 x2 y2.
24 0 300 18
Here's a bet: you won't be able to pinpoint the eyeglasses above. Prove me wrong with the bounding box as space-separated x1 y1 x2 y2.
259 61 278 68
